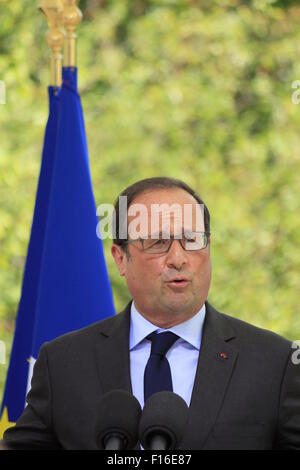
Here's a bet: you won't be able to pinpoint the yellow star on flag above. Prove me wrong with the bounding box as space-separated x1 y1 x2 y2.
0 407 15 439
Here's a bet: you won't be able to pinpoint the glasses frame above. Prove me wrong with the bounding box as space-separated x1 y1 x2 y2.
121 231 211 254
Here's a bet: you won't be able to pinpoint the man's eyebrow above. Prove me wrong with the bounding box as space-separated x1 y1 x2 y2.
149 231 170 238
150 230 196 239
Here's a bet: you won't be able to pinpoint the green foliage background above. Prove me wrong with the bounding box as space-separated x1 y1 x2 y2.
0 0 300 397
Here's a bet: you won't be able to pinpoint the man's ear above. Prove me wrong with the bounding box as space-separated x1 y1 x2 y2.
111 244 127 276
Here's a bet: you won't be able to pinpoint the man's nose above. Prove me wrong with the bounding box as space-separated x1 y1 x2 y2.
165 239 187 270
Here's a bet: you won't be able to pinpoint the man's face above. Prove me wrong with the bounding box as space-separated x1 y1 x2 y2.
111 188 212 327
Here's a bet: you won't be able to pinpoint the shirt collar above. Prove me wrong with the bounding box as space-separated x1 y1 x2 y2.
129 301 206 351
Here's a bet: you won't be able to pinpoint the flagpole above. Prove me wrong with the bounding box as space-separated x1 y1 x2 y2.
62 0 82 68
38 0 64 89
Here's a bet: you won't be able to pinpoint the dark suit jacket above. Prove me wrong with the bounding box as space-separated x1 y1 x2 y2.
3 301 300 449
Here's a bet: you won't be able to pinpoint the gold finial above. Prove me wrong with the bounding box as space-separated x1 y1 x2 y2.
62 0 82 68
38 0 64 88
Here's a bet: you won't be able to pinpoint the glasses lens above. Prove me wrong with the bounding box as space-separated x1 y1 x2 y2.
183 232 208 251
143 238 170 253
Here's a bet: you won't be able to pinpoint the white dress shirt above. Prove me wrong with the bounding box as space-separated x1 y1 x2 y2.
129 301 206 409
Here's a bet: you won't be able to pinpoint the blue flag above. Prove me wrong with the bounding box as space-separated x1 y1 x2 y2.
0 68 115 436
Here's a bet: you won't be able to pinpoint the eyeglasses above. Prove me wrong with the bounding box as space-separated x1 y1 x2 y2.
122 232 210 254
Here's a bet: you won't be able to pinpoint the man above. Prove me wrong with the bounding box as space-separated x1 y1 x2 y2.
3 177 300 449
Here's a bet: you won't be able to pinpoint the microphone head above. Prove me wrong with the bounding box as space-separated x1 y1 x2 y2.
95 390 142 450
139 391 189 450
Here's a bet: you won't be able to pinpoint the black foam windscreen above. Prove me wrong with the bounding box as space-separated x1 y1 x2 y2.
139 391 189 450
95 390 142 450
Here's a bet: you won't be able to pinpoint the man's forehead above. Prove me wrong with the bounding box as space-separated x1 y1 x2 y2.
130 187 198 206
150 203 203 226
127 189 205 237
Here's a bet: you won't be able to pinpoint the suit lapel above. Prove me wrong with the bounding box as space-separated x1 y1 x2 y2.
94 303 132 394
179 302 239 449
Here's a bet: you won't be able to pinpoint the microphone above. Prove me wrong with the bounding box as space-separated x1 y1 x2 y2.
95 390 142 450
139 391 189 450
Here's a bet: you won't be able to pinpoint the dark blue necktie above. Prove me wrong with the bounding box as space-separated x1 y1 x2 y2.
144 331 179 403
